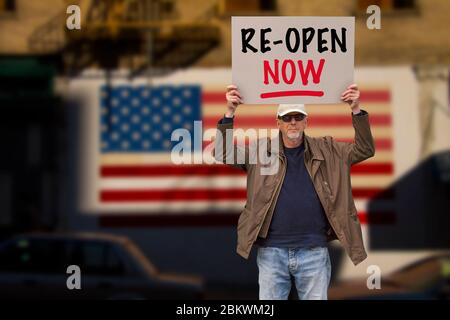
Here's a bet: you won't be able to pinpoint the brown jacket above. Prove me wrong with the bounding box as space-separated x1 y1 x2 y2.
215 111 375 266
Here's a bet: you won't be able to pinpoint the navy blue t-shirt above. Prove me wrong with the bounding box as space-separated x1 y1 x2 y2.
256 143 328 248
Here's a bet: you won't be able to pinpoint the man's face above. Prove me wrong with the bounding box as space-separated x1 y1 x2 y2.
277 112 308 140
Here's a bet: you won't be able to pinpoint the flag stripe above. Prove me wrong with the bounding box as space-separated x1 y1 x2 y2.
100 189 248 201
202 114 391 128
99 175 393 190
101 165 244 177
202 90 391 104
201 138 392 150
353 188 395 199
100 150 393 165
359 90 391 102
100 177 246 189
93 200 390 213
351 163 393 174
101 163 393 177
202 103 391 116
338 138 392 150
202 126 393 138
357 211 396 224
100 187 393 202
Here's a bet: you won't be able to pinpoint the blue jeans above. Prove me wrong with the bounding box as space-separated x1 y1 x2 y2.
257 246 331 300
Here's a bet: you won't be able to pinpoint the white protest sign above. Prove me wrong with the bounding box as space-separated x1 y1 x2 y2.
232 16 354 104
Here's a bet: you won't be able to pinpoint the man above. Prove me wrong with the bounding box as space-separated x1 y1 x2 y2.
214 84 375 300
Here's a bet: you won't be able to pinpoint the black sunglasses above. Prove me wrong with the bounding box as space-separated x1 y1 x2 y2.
278 114 306 123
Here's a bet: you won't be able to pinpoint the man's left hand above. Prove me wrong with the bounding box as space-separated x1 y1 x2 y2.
341 84 361 114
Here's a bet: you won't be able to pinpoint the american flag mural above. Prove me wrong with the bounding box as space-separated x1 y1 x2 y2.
73 69 395 228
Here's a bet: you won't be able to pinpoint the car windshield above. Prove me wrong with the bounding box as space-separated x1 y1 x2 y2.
123 240 158 275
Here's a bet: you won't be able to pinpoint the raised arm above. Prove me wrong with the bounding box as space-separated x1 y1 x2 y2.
214 85 249 171
333 84 375 165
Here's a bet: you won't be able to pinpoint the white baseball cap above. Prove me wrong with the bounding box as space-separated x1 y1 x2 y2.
277 104 308 117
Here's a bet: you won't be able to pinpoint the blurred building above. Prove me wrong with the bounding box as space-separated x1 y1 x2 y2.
2 0 450 66
0 0 449 298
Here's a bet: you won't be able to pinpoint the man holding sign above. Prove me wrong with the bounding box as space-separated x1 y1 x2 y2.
214 17 375 300
215 84 374 300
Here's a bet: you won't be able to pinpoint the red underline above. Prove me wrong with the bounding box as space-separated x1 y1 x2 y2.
260 90 324 99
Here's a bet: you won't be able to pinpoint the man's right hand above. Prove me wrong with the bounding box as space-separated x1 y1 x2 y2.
225 85 243 118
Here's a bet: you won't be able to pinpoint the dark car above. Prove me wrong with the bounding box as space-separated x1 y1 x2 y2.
328 254 450 300
0 232 203 299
